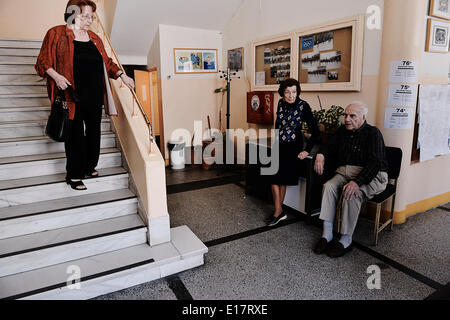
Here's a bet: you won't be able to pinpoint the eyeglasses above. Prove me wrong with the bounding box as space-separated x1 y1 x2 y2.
79 14 96 21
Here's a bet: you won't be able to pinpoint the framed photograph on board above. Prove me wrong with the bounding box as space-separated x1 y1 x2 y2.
429 0 450 20
228 47 244 70
426 18 450 53
174 48 218 74
251 34 294 91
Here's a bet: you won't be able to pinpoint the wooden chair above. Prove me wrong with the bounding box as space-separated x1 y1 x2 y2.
336 147 403 245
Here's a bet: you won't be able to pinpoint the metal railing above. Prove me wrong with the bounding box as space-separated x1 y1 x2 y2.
94 12 155 153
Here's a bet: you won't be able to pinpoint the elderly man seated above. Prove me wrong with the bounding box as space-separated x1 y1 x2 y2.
313 101 388 258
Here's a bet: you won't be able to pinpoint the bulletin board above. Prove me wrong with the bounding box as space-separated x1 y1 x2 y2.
255 39 292 86
250 15 364 92
298 27 352 84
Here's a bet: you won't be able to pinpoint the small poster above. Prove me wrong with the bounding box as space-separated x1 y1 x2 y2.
256 72 266 86
387 84 418 107
389 60 419 83
247 92 274 124
384 107 414 129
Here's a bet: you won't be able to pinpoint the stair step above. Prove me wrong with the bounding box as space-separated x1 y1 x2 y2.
0 132 116 158
0 65 38 75
0 96 49 107
0 56 37 65
0 85 47 95
0 243 156 300
0 118 111 139
0 39 42 49
0 168 128 206
0 74 44 85
0 48 40 57
0 215 147 277
0 106 50 121
0 148 121 181
0 188 135 222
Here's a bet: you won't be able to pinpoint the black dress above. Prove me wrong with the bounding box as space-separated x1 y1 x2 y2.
268 98 319 186
64 40 104 180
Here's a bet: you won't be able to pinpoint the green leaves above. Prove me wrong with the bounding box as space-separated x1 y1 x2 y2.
306 105 344 133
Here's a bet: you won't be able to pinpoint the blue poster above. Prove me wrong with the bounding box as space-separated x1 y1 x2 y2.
301 37 314 50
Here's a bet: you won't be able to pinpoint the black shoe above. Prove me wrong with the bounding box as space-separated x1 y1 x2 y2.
85 171 99 179
266 212 287 227
264 212 284 223
313 238 331 254
66 178 87 191
326 241 353 258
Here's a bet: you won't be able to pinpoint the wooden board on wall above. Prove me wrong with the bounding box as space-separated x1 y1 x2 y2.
247 91 274 125
255 39 291 85
298 26 352 84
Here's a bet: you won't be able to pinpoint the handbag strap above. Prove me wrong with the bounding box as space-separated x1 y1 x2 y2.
56 85 80 103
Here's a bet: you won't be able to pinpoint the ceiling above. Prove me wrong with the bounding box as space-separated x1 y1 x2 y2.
110 0 245 62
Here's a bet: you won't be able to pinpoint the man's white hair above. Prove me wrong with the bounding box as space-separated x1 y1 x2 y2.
348 101 368 116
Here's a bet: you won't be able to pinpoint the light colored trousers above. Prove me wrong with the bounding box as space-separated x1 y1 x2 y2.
319 166 388 236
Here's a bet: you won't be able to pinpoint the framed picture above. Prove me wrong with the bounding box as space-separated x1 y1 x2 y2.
429 0 450 20
251 34 294 91
228 47 244 70
426 18 450 53
174 48 218 74
296 15 364 91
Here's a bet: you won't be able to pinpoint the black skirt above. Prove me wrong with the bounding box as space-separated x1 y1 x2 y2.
267 141 302 186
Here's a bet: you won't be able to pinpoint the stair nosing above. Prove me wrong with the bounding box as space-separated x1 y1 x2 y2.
3 256 155 300
0 147 120 165
0 191 137 222
0 131 115 144
0 168 127 192
0 225 146 259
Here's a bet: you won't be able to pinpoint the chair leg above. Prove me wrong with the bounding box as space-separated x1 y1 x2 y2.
336 194 343 234
390 196 396 231
373 203 381 246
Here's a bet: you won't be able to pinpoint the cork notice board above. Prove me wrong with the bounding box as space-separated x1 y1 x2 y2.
298 26 352 84
255 39 291 86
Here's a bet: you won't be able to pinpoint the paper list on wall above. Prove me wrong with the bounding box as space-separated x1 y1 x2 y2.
387 84 418 107
417 85 450 162
384 107 414 129
389 60 418 83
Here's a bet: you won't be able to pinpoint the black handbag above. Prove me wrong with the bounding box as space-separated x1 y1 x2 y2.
45 87 79 142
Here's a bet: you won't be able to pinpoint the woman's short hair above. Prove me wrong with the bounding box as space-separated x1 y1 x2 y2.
64 0 97 23
278 78 301 98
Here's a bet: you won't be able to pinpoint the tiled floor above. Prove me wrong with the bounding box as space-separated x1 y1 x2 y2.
96 166 450 300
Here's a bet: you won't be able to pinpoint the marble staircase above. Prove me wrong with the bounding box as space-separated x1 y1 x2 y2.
0 39 207 300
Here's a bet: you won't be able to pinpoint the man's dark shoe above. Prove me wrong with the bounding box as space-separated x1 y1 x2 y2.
326 241 353 258
266 212 287 226
313 237 331 254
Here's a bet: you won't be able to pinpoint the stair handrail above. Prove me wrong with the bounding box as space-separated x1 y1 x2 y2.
93 12 155 154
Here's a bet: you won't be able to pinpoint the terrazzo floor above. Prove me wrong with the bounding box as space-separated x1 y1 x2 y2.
96 166 450 301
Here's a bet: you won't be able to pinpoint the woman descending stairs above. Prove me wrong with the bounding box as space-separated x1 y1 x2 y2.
0 39 207 300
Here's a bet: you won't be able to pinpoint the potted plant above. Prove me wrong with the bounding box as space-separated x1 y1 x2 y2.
303 105 345 144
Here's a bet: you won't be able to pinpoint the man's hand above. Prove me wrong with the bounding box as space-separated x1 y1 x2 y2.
314 153 325 175
298 151 309 160
343 181 360 200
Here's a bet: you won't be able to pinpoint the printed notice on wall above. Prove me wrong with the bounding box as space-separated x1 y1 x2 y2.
384 107 414 129
389 60 418 83
387 84 418 107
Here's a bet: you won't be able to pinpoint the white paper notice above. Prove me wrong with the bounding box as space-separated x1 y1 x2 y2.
418 85 450 162
387 84 418 107
256 72 265 86
384 107 414 129
389 60 419 83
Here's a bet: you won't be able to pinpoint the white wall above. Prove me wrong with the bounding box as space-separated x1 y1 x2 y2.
156 24 223 158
